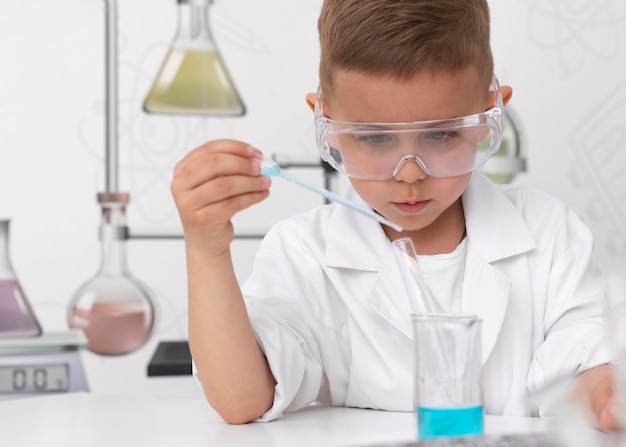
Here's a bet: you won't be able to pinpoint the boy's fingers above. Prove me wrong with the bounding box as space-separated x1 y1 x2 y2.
572 364 617 430
599 397 617 431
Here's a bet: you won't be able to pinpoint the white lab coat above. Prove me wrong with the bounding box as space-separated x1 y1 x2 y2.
240 172 614 422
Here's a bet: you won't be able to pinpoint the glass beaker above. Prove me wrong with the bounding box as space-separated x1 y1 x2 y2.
0 219 42 338
68 193 156 355
143 0 246 116
607 272 626 430
412 313 484 440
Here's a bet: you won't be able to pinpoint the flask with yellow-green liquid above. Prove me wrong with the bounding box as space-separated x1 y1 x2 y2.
144 0 245 116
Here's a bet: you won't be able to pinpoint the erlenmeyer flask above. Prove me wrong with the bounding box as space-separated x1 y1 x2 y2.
68 193 156 355
143 0 246 116
0 219 42 338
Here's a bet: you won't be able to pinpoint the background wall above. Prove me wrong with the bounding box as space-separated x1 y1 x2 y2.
0 0 625 397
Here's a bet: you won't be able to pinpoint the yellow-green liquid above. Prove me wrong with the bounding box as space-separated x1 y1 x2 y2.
144 48 245 116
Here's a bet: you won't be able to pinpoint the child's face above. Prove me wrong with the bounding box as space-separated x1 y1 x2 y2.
323 67 491 241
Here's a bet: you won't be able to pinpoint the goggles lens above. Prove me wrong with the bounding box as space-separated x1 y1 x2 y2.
314 76 504 180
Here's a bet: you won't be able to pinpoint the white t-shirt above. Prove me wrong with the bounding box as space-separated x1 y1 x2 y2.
417 237 467 313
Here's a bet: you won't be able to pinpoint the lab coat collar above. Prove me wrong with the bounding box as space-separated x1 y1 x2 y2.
325 190 389 271
462 172 536 262
325 172 536 268
323 173 537 363
460 172 536 363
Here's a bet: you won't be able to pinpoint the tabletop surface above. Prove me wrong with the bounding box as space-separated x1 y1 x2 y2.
0 392 554 447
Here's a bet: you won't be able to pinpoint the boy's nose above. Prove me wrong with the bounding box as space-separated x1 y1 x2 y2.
392 155 429 182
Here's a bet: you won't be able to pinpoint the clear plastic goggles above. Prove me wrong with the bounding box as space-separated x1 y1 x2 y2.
314 76 505 180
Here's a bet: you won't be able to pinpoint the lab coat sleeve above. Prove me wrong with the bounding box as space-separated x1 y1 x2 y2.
242 222 327 422
526 206 614 413
189 314 321 423
247 302 325 422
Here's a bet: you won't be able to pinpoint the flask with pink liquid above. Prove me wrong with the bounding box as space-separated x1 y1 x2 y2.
0 219 42 338
68 193 156 355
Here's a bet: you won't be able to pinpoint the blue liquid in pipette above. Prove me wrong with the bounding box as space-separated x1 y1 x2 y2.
258 155 403 232
417 405 484 439
261 163 281 177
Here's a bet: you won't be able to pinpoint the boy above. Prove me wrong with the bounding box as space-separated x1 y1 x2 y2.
171 0 616 427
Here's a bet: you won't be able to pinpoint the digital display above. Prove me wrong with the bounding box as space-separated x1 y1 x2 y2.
0 364 69 393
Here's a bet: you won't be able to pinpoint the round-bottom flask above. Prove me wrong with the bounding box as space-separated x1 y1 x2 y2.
68 193 156 355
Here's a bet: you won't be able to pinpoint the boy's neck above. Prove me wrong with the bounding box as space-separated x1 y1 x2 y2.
388 198 466 256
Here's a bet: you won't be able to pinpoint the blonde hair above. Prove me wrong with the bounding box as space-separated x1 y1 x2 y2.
318 0 494 94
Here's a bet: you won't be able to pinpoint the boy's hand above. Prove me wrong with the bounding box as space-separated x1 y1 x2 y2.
572 363 617 431
170 139 270 257
174 140 277 423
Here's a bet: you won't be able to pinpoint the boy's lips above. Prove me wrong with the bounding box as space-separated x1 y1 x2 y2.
393 200 429 214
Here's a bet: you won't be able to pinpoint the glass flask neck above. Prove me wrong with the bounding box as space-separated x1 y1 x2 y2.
98 205 129 276
176 0 215 48
0 220 15 277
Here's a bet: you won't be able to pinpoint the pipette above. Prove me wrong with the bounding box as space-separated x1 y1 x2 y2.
256 155 403 232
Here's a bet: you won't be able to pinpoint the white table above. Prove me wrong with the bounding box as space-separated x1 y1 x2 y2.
1 392 551 447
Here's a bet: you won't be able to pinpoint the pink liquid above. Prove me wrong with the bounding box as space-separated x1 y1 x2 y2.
0 279 42 337
69 301 153 355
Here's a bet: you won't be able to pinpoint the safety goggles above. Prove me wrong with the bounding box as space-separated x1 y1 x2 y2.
314 76 505 180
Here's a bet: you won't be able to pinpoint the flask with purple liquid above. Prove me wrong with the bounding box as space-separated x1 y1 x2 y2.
0 219 42 338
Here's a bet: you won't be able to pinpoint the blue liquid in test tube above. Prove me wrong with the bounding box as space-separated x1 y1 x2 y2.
417 405 484 439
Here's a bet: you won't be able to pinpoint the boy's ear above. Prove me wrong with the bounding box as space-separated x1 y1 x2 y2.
501 86 513 106
305 93 316 112
486 85 513 110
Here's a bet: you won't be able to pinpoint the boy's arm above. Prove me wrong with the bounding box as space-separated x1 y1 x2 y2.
171 140 276 424
186 246 276 424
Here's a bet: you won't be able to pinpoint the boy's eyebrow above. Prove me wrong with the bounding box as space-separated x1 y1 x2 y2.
352 123 397 130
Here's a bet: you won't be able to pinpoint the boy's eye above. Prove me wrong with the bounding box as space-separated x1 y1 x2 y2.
424 130 457 142
355 134 393 146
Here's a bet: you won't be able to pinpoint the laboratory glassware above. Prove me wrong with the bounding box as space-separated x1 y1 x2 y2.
479 105 526 184
607 273 626 432
68 193 156 355
0 219 42 338
391 237 443 314
412 313 484 440
144 0 245 116
393 238 483 439
257 154 403 232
